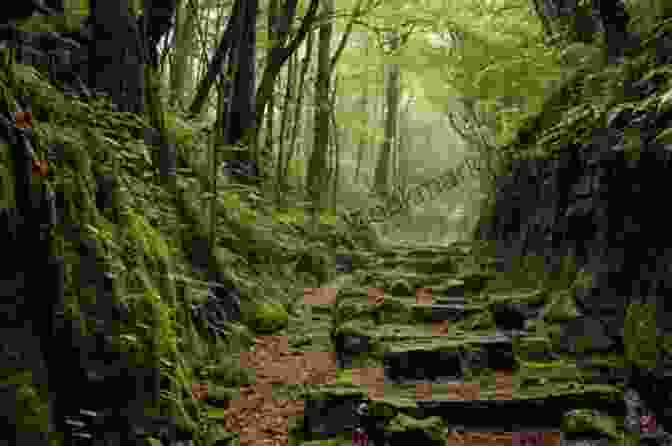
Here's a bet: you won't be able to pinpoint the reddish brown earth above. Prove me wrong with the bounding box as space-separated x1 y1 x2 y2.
220 335 338 446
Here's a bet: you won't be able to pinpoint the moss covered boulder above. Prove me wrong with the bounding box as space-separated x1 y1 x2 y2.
562 409 620 439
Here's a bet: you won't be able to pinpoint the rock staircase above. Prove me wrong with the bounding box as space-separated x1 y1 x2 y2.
294 240 639 446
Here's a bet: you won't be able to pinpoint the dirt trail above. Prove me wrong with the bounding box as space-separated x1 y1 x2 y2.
220 334 338 446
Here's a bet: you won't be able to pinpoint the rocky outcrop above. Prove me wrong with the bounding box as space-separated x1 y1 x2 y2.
475 28 672 434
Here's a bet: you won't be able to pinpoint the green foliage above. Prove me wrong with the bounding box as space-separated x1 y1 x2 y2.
246 300 290 334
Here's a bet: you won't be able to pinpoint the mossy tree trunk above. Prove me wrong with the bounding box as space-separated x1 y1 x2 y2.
169 0 197 108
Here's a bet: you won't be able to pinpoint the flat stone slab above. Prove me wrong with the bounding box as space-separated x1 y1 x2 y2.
303 397 363 439
410 303 469 322
384 348 464 382
417 392 626 430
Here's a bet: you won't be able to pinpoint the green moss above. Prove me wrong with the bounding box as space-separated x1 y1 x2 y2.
4 372 52 438
0 139 15 209
248 300 290 334
386 413 445 443
624 303 660 370
388 279 413 296
562 409 620 439
543 289 581 322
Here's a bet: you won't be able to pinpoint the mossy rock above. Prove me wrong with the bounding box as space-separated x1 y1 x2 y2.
562 409 620 439
457 310 495 331
248 301 289 334
386 413 445 443
543 289 581 322
624 303 659 370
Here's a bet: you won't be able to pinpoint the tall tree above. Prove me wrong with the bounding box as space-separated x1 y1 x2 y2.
188 0 241 117
276 41 297 201
138 0 178 69
354 31 370 185
373 31 400 198
169 0 197 108
306 0 334 209
253 0 320 142
89 0 145 114
284 27 315 185
226 0 257 152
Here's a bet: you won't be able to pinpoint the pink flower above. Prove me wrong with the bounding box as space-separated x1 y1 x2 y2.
641 414 657 434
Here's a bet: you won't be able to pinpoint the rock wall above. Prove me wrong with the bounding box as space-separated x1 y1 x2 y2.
475 30 672 432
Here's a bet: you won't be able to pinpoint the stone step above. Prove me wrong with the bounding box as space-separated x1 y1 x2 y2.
410 303 472 322
384 349 464 382
382 333 516 382
417 392 626 429
335 327 514 356
302 390 624 441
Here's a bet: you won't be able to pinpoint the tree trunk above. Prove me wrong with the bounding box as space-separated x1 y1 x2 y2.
89 0 145 114
354 33 369 185
188 0 240 117
284 28 314 186
138 0 178 69
276 46 296 201
330 75 340 212
226 0 256 153
373 31 400 198
169 0 197 108
397 103 410 195
592 0 631 61
265 0 278 163
253 0 320 143
306 0 333 210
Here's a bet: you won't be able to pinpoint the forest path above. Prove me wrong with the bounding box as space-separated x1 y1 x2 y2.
199 240 632 446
